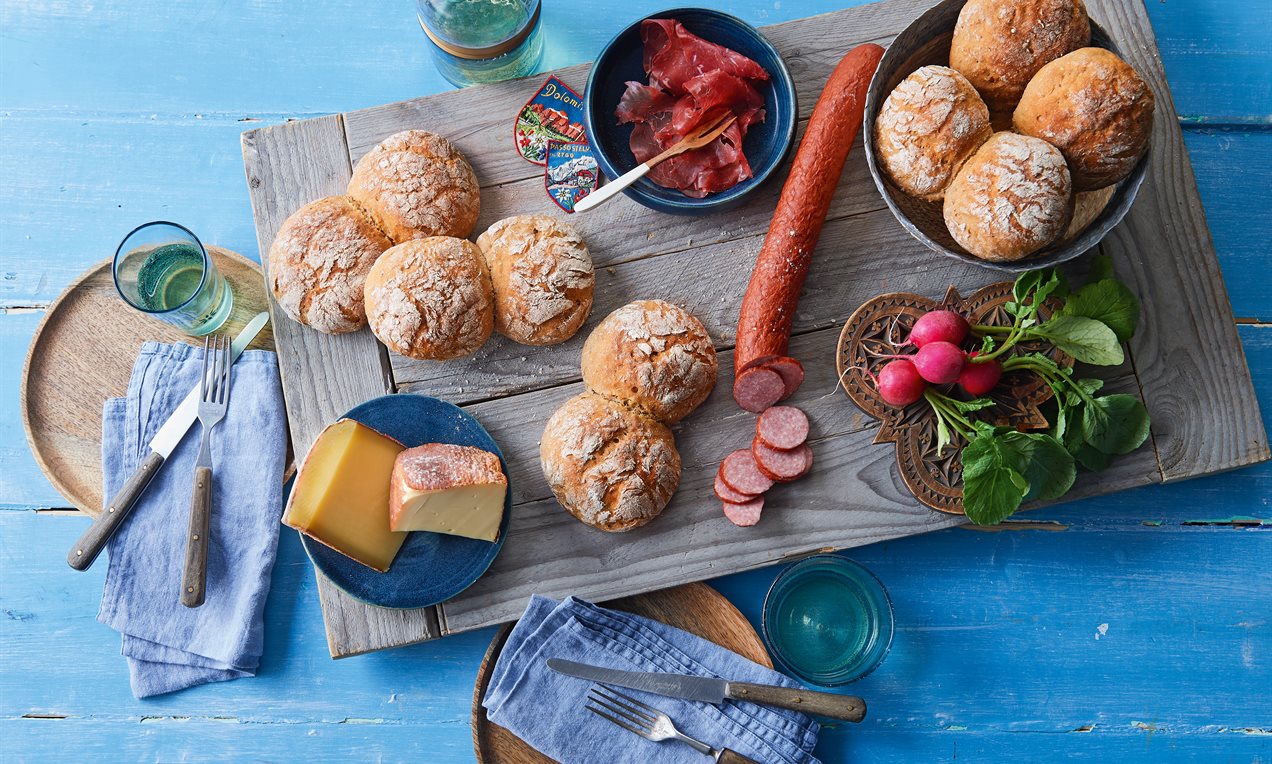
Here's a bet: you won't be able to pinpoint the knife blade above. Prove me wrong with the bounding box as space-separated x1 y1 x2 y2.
547 658 867 723
67 312 270 571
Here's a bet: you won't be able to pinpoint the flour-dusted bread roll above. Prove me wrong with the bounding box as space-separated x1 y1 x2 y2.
363 236 494 360
944 132 1073 262
347 130 481 243
874 65 993 200
581 300 717 424
1013 47 1155 191
949 0 1090 113
540 392 681 532
267 195 393 334
476 214 595 346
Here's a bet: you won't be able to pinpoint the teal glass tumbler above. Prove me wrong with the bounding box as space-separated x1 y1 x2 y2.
112 221 233 336
762 555 895 687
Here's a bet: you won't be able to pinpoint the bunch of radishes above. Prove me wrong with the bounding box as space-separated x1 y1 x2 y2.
873 309 1003 407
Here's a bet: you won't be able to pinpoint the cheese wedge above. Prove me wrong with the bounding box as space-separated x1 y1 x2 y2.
283 419 407 572
389 444 507 542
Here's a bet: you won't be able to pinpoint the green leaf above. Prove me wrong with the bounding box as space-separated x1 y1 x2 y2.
1013 269 1067 306
1076 378 1105 396
934 412 951 456
1074 443 1113 472
961 431 1031 525
1018 433 1077 500
1088 254 1115 283
1033 315 1125 366
980 335 996 355
1013 271 1045 304
1060 279 1141 342
947 397 998 414
1080 394 1152 455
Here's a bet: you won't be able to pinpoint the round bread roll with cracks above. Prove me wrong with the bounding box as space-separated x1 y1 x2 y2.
875 65 993 200
540 392 681 532
1013 47 1155 191
943 132 1073 262
949 0 1090 113
363 236 494 360
268 196 394 334
581 300 718 424
476 214 595 346
347 129 481 243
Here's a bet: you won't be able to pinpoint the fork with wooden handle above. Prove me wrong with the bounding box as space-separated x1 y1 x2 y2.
573 112 738 213
586 686 758 764
181 335 231 608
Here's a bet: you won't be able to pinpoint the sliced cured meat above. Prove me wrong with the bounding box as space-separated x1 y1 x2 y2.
738 354 780 374
766 356 805 398
756 406 810 450
752 441 813 482
714 472 759 505
615 18 770 198
723 495 764 527
641 19 769 94
732 366 785 413
720 449 774 495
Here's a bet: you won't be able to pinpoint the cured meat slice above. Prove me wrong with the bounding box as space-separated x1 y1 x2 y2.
720 449 774 495
723 495 764 527
752 441 813 482
756 406 810 450
641 19 769 94
615 82 676 123
732 366 785 413
714 472 759 505
766 356 805 399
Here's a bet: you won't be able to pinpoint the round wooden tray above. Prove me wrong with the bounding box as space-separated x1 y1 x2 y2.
471 582 771 763
836 282 1069 515
20 247 274 517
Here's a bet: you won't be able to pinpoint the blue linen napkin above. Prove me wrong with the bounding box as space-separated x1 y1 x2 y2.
96 341 287 699
484 595 821 764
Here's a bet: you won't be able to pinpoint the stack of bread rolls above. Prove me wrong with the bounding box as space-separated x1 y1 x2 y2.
540 300 718 532
874 0 1154 262
267 130 596 359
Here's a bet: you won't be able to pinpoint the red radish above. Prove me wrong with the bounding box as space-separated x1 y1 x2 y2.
908 310 969 348
913 341 966 384
958 351 1003 396
875 359 927 407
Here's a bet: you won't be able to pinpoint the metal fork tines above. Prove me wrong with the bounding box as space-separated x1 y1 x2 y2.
181 334 232 608
586 686 714 757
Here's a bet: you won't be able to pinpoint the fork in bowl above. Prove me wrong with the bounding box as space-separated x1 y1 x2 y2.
585 686 757 763
181 334 231 608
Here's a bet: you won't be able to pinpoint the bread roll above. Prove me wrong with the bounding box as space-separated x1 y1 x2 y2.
540 392 681 532
581 300 717 424
943 132 1073 262
949 0 1089 112
476 214 595 346
1062 186 1116 241
363 237 494 360
1013 47 1155 191
267 196 393 334
347 130 481 243
874 65 993 200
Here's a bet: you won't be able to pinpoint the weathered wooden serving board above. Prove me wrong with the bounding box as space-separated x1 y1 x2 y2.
241 0 1268 658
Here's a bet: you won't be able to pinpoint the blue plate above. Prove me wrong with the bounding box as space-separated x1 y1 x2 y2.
583 8 798 215
297 394 511 610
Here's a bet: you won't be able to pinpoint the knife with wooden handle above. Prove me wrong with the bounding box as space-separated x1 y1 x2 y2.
66 312 269 571
548 658 867 723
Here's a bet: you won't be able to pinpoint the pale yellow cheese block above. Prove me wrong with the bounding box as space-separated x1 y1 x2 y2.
389 444 507 542
283 419 407 572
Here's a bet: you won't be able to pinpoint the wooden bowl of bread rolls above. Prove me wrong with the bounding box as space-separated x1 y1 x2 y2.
863 0 1153 272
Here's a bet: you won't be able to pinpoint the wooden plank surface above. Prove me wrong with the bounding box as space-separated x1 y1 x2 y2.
241 116 442 656
242 0 1264 652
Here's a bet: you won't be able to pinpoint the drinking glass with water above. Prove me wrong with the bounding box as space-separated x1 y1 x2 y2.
417 0 544 87
113 222 233 336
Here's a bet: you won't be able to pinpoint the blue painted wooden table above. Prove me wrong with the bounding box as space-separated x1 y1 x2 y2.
2 0 1269 760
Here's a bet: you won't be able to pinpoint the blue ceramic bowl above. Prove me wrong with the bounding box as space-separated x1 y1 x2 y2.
297 394 512 610
583 8 797 215
762 555 895 687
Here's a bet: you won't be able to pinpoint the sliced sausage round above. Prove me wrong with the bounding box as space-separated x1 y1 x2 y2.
752 440 813 482
766 356 806 399
756 405 810 450
714 473 759 505
733 366 785 413
723 496 764 527
720 449 775 495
